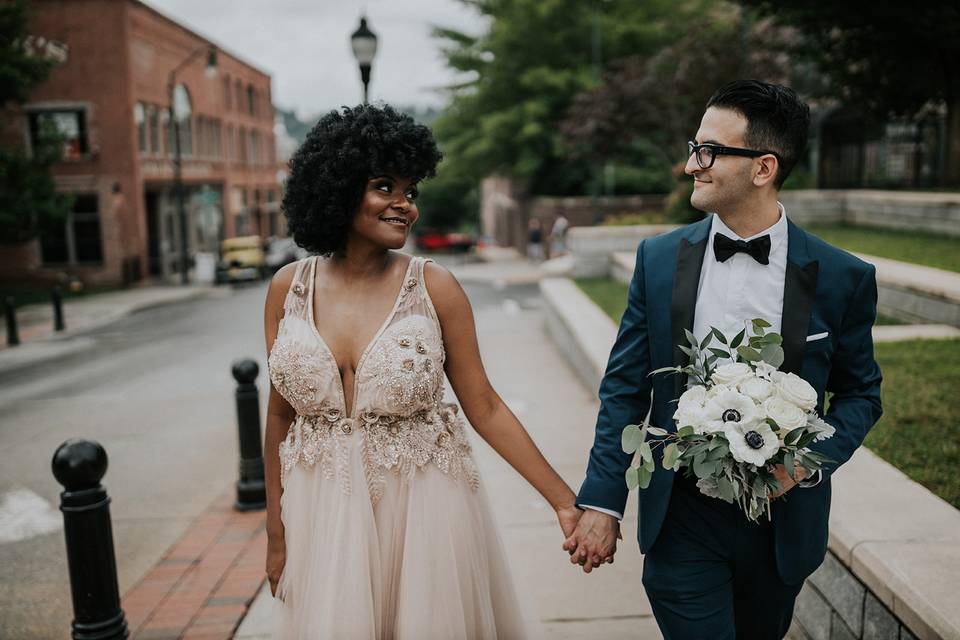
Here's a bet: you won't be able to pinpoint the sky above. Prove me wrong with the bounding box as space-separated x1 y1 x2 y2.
142 0 485 119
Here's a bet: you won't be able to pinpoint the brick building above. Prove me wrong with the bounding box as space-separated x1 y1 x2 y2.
0 0 282 285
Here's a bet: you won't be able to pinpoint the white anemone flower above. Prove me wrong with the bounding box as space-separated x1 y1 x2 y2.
702 388 760 435
724 420 780 467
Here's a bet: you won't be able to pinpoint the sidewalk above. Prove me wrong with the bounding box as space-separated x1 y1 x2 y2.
233 257 658 639
0 283 224 375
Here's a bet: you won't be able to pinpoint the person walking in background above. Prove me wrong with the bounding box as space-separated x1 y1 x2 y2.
549 213 569 258
527 217 544 261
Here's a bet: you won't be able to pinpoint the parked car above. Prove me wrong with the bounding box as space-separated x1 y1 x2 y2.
414 228 475 253
265 236 308 273
217 235 266 283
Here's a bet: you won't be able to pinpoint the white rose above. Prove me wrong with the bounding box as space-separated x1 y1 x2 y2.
739 376 773 402
711 362 753 387
725 421 780 467
763 396 807 432
754 361 777 380
678 385 707 409
706 383 735 400
776 372 818 412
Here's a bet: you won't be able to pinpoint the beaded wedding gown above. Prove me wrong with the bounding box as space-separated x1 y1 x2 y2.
268 255 527 639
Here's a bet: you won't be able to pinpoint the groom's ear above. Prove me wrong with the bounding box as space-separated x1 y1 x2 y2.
752 155 779 189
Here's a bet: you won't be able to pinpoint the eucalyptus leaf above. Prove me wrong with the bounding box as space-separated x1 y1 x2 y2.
784 451 795 479
663 442 680 469
693 456 716 478
638 466 652 489
711 327 728 344
760 344 785 368
626 466 640 490
763 333 783 345
752 318 772 329
717 475 735 502
643 456 655 472
699 332 712 350
640 441 653 463
621 424 643 454
646 426 668 437
784 427 805 446
677 425 695 438
737 346 762 362
708 348 731 359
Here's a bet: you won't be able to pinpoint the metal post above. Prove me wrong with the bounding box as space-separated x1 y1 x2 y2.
4 296 19 346
232 359 266 511
52 286 65 332
51 439 128 640
360 64 371 104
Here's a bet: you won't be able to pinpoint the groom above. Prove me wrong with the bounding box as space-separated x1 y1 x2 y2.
564 80 883 639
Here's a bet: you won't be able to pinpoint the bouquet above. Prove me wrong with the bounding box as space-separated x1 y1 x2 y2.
622 318 835 521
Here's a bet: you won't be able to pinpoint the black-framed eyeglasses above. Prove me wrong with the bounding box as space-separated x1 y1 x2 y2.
687 141 780 170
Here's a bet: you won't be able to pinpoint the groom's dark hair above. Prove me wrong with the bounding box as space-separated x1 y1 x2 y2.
706 80 810 189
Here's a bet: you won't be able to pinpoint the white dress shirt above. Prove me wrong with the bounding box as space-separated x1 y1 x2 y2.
582 204 801 521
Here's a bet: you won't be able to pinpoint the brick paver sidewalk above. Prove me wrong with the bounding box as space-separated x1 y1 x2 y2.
121 488 266 639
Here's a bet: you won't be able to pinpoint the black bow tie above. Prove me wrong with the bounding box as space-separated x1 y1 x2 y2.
713 233 771 265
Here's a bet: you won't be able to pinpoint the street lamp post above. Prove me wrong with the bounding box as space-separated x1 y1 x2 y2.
167 45 217 285
350 16 378 104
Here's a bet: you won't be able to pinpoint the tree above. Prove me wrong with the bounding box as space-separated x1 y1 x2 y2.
0 0 70 246
432 0 713 197
737 0 960 186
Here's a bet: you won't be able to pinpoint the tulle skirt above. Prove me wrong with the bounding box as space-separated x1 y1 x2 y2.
272 431 528 639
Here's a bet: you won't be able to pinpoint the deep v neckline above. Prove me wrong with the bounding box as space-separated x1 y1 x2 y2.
306 254 416 418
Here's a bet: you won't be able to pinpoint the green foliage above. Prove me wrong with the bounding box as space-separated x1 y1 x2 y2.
866 339 960 509
0 0 55 105
0 0 71 245
432 0 711 195
415 169 479 231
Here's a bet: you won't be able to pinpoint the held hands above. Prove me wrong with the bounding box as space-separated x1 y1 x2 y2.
562 509 621 573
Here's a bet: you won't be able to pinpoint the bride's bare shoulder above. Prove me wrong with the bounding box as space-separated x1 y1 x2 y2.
422 260 469 316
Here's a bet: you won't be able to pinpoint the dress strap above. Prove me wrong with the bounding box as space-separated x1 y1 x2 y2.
282 257 313 318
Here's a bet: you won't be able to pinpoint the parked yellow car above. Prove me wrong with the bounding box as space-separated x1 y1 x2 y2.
218 236 266 283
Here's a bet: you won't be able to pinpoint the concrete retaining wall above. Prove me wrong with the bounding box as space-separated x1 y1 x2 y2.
780 190 960 237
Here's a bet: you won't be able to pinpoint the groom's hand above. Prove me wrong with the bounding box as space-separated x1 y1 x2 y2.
562 509 620 573
769 463 808 498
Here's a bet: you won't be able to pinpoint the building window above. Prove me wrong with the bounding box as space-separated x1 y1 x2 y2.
223 74 232 110
250 130 259 166
238 126 247 165
235 80 243 114
247 85 256 116
147 104 159 154
134 103 146 153
40 193 103 265
27 109 88 160
172 84 193 156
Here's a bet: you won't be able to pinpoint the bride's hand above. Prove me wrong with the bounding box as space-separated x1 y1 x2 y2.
266 536 286 599
554 502 583 539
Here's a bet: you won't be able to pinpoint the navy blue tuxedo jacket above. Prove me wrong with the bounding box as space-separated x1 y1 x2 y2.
577 215 883 585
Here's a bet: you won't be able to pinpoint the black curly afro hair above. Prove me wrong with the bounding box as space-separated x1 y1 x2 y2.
282 104 442 256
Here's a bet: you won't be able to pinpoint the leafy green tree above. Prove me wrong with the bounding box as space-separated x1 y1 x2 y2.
432 0 712 198
0 0 70 245
737 0 960 186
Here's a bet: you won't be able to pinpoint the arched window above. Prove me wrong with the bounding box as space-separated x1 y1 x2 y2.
247 84 256 116
173 83 193 156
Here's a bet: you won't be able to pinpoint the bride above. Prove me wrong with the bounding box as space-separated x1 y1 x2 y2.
263 104 581 638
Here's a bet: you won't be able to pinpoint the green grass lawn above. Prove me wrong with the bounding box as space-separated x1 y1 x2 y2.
804 223 960 273
576 277 959 508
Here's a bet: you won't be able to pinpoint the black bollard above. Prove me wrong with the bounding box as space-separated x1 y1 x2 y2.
52 285 66 332
4 296 19 346
232 359 266 511
51 439 129 640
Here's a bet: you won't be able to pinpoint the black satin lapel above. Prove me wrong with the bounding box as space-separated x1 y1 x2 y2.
671 237 708 398
780 260 819 375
